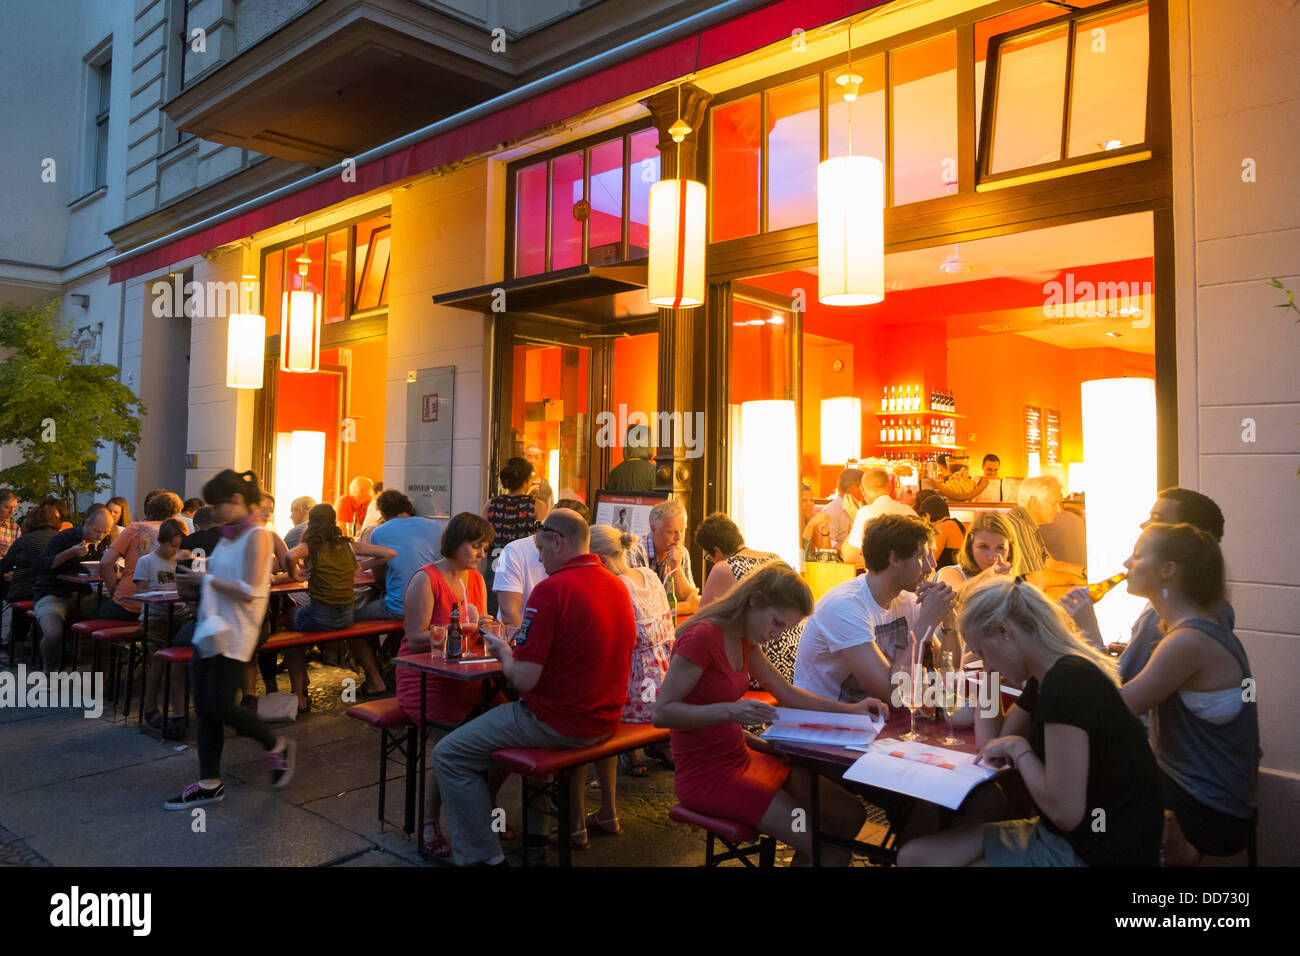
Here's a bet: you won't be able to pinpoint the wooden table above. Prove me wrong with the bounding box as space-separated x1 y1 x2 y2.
394 636 507 849
770 709 1002 867
56 572 106 605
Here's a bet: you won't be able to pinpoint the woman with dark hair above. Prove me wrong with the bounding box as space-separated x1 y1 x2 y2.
282 503 396 711
397 511 502 859
1 504 63 603
166 470 293 810
106 496 131 542
481 457 540 616
42 495 73 531
914 490 965 570
653 563 886 866
1114 523 1258 865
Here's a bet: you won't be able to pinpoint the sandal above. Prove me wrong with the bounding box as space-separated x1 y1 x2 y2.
420 822 451 860
644 740 675 769
547 825 589 850
619 751 649 777
585 811 621 837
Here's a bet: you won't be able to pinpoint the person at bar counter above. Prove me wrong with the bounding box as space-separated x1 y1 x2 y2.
492 498 588 625
840 468 917 568
972 454 1003 503
32 503 115 672
640 498 699 612
897 576 1163 866
655 563 888 866
436 508 635 866
606 424 657 492
914 490 965 570
795 515 955 703
814 468 864 553
923 454 988 503
523 442 554 517
333 476 373 535
1037 466 1086 569
398 512 505 860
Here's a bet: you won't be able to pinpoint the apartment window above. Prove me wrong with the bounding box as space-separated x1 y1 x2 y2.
979 1 1150 182
90 56 112 189
164 0 194 147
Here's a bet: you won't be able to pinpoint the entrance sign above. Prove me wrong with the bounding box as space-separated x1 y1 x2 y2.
592 489 670 538
405 365 455 517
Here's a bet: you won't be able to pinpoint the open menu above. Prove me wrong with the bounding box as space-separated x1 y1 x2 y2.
842 738 1003 810
759 708 886 748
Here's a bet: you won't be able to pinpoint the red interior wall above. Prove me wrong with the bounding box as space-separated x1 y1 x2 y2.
275 367 341 504
609 333 659 467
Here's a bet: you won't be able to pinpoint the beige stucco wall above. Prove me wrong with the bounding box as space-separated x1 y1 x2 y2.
1170 0 1300 863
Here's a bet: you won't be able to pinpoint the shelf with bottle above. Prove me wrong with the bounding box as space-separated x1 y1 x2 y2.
872 409 965 420
878 443 967 450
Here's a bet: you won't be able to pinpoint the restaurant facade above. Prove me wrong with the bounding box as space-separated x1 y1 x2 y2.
97 0 1299 859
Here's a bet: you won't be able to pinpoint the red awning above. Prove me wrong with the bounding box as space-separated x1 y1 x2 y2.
110 0 881 284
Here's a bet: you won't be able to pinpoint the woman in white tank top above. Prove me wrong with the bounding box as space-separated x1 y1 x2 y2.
164 470 296 811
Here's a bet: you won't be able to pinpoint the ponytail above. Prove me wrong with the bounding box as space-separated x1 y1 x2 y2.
1142 523 1226 609
202 469 264 508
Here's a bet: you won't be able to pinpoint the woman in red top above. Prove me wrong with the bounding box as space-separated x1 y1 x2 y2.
654 562 888 866
398 512 505 860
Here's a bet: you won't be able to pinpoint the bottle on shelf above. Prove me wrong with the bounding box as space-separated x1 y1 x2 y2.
1087 572 1128 603
912 384 921 411
882 386 889 413
890 386 898 412
880 420 887 443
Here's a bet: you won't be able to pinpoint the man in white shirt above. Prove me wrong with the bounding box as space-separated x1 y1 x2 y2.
795 514 955 703
841 468 918 567
814 468 865 552
493 534 547 625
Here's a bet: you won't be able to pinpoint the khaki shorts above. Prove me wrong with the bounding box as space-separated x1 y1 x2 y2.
34 593 98 621
984 818 1086 867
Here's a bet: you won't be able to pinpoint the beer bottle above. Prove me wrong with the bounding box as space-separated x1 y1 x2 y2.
447 602 463 659
1087 571 1128 603
667 585 678 629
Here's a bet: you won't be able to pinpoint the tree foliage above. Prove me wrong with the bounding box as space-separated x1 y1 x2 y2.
0 299 143 516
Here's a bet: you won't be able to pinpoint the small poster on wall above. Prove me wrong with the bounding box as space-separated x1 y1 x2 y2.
592 490 669 539
405 366 455 517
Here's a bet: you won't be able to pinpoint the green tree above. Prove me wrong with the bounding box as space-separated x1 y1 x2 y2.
0 299 143 518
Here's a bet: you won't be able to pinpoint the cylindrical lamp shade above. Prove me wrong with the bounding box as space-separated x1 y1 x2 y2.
817 156 884 306
226 312 265 389
820 397 862 465
740 400 801 570
647 179 706 308
272 430 326 535
1081 378 1156 645
280 289 322 372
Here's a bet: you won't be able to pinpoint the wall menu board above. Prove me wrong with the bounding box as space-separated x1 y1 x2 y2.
1044 408 1061 465
1024 405 1043 460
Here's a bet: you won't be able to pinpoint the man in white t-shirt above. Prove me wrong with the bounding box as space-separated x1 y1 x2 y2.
796 514 954 703
493 534 547 625
841 468 918 567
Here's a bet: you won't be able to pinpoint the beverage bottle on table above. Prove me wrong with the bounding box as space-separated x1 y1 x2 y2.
447 602 463 659
667 584 678 628
1087 571 1127 603
919 634 938 719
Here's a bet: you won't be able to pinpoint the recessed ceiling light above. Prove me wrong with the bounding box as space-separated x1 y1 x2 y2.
1100 139 1124 151
1105 331 1122 338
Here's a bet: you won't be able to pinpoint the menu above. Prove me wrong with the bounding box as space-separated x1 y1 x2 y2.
842 737 1003 810
760 708 885 748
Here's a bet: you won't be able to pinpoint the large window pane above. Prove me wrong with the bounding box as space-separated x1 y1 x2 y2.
263 248 282 338
990 26 1069 173
588 139 624 263
766 77 820 230
324 228 347 324
354 222 389 312
711 95 761 241
628 128 660 257
514 161 547 276
551 151 584 270
511 342 591 504
1068 5 1149 156
891 33 958 204
826 55 885 165
975 5 1064 141
729 299 789 404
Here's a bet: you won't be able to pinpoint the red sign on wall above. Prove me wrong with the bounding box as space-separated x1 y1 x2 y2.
422 394 439 423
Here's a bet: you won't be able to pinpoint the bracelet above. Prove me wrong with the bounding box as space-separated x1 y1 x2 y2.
1014 747 1035 767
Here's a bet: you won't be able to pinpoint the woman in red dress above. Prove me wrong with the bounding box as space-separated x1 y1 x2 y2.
654 562 888 865
397 512 506 860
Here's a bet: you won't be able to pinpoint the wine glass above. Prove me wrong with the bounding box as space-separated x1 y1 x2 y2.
937 650 962 746
460 603 481 653
890 647 922 742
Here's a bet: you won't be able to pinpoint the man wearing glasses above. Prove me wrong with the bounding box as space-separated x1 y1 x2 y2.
435 508 636 866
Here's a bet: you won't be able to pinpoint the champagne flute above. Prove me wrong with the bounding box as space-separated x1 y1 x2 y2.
937 650 962 746
461 602 481 653
890 645 922 741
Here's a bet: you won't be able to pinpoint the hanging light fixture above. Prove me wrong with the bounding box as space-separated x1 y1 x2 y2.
819 21 885 306
280 237 321 373
648 86 705 309
226 273 266 389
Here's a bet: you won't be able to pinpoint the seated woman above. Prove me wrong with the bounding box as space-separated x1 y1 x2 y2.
106 496 131 544
282 503 396 710
1115 523 1258 864
914 490 965 570
653 563 887 866
897 576 1163 866
580 524 675 828
933 511 1017 665
696 512 802 686
1 504 63 603
396 512 508 860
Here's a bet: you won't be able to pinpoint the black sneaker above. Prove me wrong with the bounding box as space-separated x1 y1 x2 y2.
268 737 296 789
164 781 225 810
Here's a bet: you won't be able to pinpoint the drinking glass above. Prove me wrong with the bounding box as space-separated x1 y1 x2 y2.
890 650 922 741
460 603 481 653
428 625 447 653
937 650 962 746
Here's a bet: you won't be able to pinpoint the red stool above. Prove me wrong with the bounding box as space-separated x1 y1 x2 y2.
669 804 776 867
346 698 416 837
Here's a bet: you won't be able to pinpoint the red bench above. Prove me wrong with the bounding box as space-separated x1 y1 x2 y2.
668 804 776 867
346 698 416 837
491 722 671 867
84 625 144 717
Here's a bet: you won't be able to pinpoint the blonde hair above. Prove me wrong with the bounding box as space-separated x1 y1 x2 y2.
681 562 811 640
958 575 1118 684
589 523 638 559
957 512 1019 578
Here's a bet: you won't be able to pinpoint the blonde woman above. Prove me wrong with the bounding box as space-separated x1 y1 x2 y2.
933 511 1017 662
898 576 1163 866
577 524 675 838
653 563 886 866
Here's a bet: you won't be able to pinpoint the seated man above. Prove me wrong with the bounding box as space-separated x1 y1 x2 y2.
33 503 116 671
435 508 636 866
334 476 373 534
841 468 918 567
795 514 954 703
1005 476 1085 593
283 496 316 549
638 498 699 612
497 496 589 622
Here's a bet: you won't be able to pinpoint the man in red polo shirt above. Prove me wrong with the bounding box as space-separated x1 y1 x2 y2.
435 508 635 866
